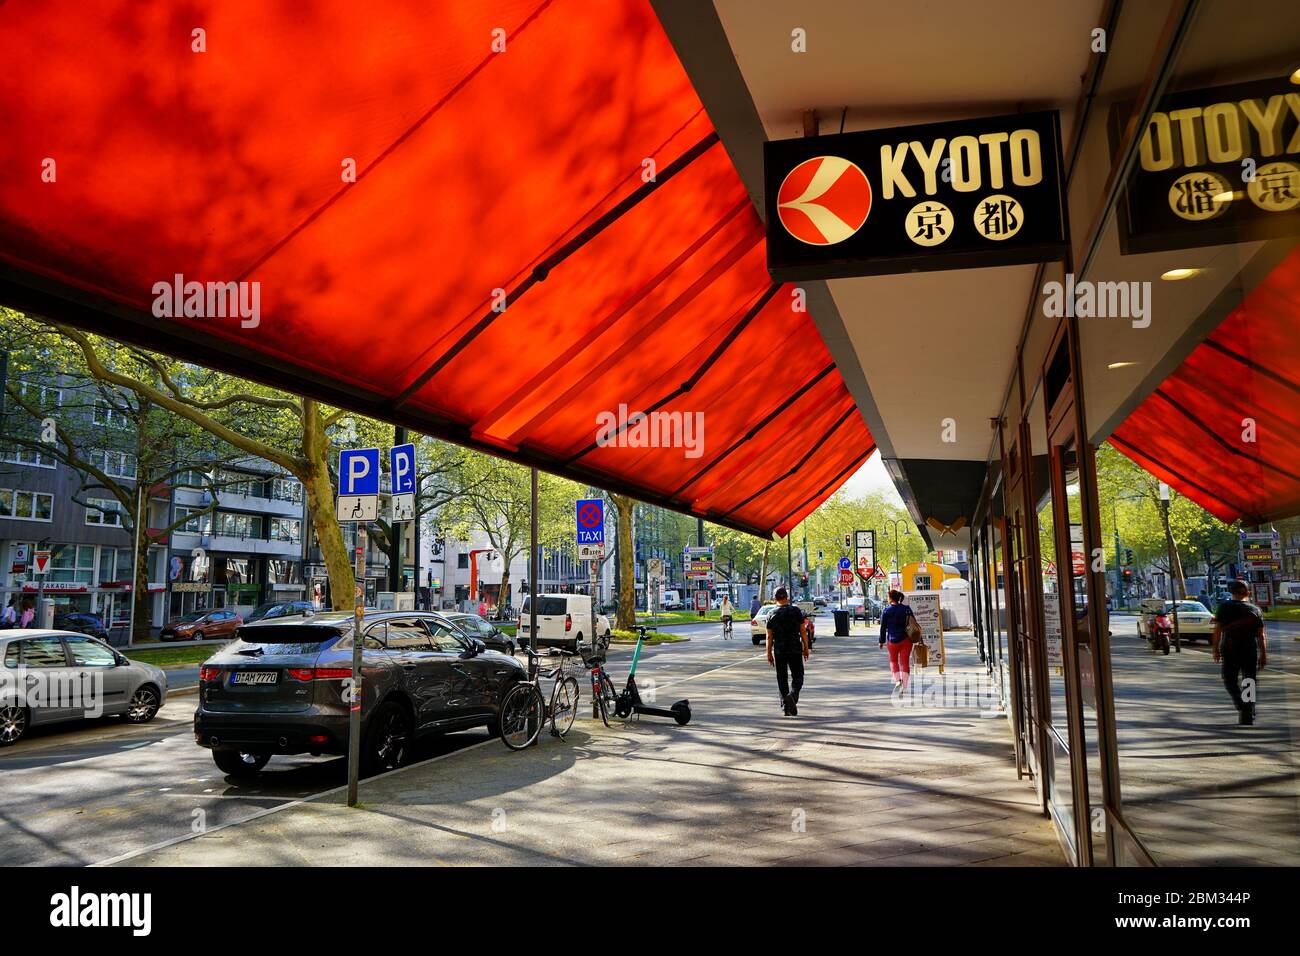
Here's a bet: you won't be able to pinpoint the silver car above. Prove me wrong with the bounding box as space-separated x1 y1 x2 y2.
0 629 168 746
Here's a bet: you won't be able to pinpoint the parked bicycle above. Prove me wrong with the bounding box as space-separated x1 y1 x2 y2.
583 638 621 727
498 646 580 750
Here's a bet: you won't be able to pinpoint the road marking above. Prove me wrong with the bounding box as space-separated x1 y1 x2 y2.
90 737 497 867
651 652 766 691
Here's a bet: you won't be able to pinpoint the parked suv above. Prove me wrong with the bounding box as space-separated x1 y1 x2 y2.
443 612 515 655
517 594 611 654
193 610 527 777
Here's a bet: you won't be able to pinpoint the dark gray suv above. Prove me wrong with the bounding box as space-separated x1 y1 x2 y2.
194 610 526 777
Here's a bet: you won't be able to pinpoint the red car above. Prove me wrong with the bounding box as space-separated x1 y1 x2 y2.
160 608 243 642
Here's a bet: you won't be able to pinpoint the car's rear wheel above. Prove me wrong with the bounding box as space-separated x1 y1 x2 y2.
126 684 160 723
363 701 410 774
213 749 270 777
0 705 28 747
752 635 762 646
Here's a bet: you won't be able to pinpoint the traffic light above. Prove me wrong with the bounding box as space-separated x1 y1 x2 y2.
844 533 852 548
1124 548 1134 566
800 572 809 587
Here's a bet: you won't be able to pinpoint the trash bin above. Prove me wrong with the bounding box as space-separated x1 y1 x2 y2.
832 609 850 637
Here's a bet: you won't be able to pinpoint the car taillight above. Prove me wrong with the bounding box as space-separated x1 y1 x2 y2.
314 667 353 680
199 666 222 683
288 667 353 681
565 613 572 632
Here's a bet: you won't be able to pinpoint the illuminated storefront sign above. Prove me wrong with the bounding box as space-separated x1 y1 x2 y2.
764 110 1067 280
1115 75 1300 254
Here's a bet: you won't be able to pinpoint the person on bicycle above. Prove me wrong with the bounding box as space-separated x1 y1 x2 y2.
719 595 734 638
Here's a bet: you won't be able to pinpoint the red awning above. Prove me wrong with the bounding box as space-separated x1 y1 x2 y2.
1111 247 1300 524
0 0 872 537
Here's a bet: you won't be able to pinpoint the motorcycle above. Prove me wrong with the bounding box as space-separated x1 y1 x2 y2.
1148 610 1172 654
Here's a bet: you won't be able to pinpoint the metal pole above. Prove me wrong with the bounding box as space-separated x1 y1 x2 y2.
346 526 366 807
389 425 405 594
529 468 538 677
127 482 144 643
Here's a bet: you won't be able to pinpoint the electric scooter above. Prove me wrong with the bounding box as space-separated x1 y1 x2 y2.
614 626 692 725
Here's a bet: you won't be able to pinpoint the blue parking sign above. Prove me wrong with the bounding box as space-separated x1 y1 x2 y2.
390 442 416 496
339 448 380 496
576 499 604 545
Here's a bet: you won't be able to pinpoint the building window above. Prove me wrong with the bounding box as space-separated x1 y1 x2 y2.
0 488 54 521
172 469 210 490
92 400 130 428
175 506 212 534
457 553 469 569
50 544 97 583
84 497 126 527
269 517 301 542
0 444 57 468
16 381 62 408
271 477 302 503
94 449 137 479
214 512 261 538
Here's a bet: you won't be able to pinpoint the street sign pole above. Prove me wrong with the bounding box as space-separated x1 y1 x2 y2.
346 526 366 807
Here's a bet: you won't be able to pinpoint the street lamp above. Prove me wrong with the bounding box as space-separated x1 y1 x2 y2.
880 518 911 588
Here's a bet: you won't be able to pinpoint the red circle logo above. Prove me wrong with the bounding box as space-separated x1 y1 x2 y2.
578 503 602 527
776 156 872 245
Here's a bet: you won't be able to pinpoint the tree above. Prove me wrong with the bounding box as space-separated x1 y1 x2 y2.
34 319 386 612
1 316 246 639
610 493 636 630
441 456 576 610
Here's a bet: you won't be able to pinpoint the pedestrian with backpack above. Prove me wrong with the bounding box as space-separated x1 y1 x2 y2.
879 589 920 692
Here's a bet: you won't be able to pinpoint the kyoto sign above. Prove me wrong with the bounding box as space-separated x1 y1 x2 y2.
337 447 379 522
764 110 1066 280
1113 75 1300 256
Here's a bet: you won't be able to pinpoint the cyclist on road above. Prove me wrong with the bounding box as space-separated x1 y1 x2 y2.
720 595 734 638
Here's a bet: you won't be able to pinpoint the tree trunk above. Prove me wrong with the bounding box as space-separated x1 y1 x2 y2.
132 535 151 643
302 405 354 611
612 494 635 630
759 540 770 603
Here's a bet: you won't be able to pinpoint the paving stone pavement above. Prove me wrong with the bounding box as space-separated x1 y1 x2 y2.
122 626 1062 866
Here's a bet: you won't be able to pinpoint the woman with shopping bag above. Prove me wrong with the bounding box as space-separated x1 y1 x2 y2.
879 589 923 692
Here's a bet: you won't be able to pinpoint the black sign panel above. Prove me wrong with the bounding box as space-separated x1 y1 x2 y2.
1113 76 1300 256
763 110 1067 281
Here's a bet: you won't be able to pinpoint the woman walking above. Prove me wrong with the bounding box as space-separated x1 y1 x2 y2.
878 589 916 692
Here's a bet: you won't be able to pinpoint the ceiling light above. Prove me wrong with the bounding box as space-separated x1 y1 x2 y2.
1212 190 1240 203
1291 67 1300 84
1161 268 1201 280
1108 361 1138 369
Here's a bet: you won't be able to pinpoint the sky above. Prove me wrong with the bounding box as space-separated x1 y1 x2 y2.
837 449 905 506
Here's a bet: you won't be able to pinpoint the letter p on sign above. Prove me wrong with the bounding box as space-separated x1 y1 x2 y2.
390 442 416 496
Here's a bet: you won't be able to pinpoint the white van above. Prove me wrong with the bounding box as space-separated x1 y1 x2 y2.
1277 582 1300 604
518 593 613 653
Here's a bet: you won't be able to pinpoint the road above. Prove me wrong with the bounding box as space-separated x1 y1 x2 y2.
0 619 737 867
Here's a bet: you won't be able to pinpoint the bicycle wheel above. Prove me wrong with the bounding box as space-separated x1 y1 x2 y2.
550 676 579 737
499 682 545 751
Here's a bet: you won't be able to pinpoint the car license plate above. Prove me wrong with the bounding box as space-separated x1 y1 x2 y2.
232 671 278 685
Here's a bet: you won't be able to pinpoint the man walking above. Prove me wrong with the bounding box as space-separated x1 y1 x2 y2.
766 587 809 716
1211 580 1267 725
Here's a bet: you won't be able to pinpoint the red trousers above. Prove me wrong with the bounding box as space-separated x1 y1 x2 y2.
887 639 913 685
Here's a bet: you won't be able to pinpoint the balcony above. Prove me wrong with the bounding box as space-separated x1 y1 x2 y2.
171 528 301 558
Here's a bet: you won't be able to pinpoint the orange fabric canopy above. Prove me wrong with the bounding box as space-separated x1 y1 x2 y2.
0 0 873 537
1111 247 1300 525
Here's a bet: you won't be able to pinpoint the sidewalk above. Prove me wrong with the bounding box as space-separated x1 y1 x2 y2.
121 629 1061 866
